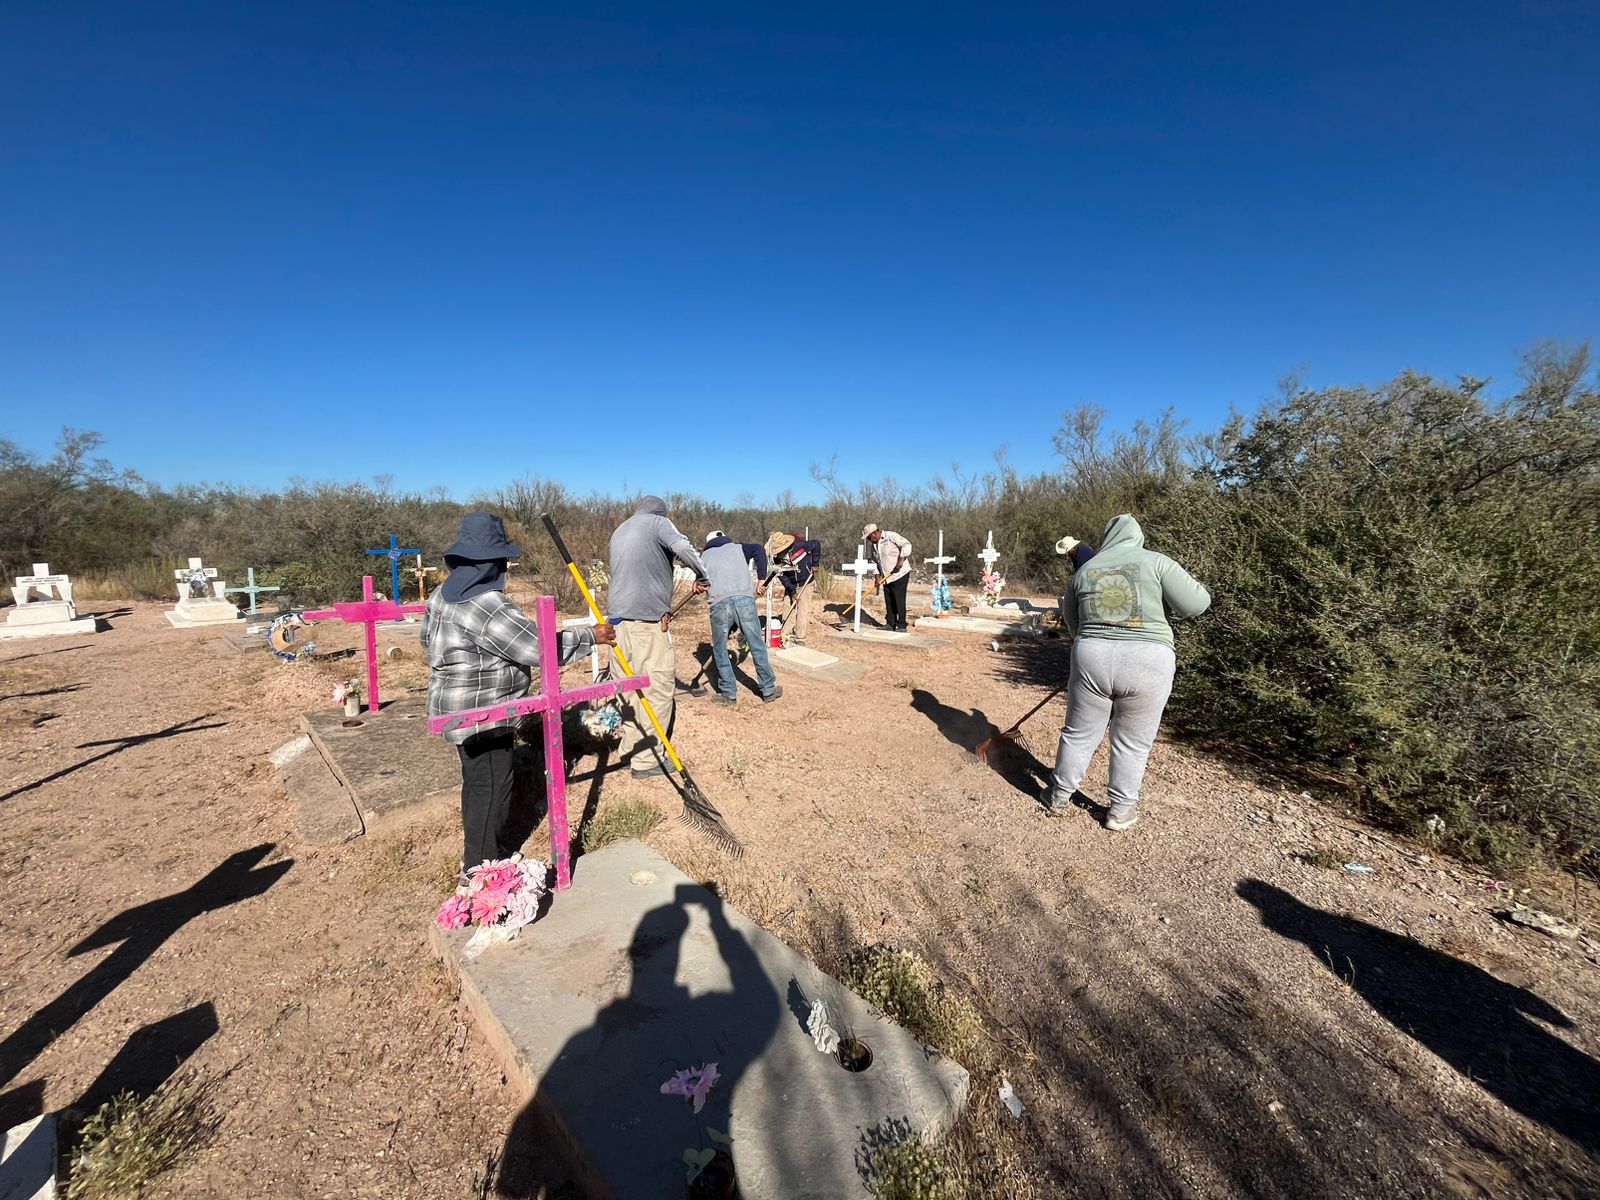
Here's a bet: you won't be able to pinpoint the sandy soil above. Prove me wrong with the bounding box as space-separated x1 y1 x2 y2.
1 589 1596 1198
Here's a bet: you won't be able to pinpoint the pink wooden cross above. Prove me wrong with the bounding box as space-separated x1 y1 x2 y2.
303 575 427 713
426 595 649 891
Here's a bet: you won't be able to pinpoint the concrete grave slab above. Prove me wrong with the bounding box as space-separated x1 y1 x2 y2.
0 1114 56 1200
824 626 944 650
273 734 365 845
299 697 457 829
770 644 868 683
432 840 969 1200
916 615 1042 637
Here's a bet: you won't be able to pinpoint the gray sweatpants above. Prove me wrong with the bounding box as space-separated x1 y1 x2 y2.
1050 638 1176 814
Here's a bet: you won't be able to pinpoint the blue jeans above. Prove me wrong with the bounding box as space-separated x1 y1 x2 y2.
710 595 777 701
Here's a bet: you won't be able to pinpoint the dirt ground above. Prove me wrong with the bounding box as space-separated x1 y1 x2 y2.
2 587 1597 1199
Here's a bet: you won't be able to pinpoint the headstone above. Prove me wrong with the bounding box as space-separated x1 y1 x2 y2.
0 563 98 640
302 576 427 711
224 566 280 615
165 557 243 628
367 534 422 614
430 840 969 1200
839 544 877 635
978 530 1001 574
0 1113 56 1200
429 596 649 890
924 530 956 613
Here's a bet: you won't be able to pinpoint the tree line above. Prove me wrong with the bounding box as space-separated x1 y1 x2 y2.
3 344 1596 870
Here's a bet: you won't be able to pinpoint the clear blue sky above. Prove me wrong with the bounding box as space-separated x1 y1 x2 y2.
3 2 1596 503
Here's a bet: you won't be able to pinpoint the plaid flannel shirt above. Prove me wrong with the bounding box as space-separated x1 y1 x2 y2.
421 589 594 744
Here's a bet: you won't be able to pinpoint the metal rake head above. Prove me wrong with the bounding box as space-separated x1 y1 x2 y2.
677 773 745 858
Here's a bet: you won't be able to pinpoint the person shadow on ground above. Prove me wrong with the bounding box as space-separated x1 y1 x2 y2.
494 883 782 1197
909 688 1052 801
1237 879 1600 1159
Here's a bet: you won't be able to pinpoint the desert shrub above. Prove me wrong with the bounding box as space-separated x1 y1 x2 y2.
865 1134 960 1200
1152 351 1600 865
66 1072 219 1200
844 946 983 1063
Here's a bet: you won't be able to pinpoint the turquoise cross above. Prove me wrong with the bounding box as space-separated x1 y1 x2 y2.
225 567 281 615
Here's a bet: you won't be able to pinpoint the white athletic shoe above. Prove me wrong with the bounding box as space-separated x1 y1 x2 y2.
1105 809 1139 832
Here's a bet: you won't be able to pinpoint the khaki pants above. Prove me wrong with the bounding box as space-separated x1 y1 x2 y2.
788 581 813 641
615 620 677 765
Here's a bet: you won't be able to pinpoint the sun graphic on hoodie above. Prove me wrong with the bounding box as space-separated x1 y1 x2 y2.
1086 565 1142 627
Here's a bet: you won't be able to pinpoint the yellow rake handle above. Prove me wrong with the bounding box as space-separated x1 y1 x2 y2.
543 516 686 774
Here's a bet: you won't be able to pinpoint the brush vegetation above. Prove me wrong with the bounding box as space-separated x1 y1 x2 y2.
66 1072 219 1200
4 344 1597 865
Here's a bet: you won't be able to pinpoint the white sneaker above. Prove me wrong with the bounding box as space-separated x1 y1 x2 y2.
1105 809 1139 831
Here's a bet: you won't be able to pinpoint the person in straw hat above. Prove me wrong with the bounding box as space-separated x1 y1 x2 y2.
862 522 913 632
763 529 822 644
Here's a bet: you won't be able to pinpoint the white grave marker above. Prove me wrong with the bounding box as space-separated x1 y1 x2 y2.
924 531 956 581
840 543 877 635
978 530 1001 575
165 557 243 628
1 562 98 639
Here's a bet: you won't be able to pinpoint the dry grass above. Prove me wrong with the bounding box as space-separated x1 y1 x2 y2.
357 819 459 895
66 1071 220 1200
1295 845 1348 870
580 798 661 852
68 560 183 602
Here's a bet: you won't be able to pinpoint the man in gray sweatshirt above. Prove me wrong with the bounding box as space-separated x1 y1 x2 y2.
608 496 709 778
701 531 782 705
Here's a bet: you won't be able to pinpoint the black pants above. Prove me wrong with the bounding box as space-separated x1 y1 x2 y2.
458 727 517 870
883 575 910 630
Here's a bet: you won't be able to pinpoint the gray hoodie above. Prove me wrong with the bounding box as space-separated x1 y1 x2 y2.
607 496 708 621
1065 514 1211 648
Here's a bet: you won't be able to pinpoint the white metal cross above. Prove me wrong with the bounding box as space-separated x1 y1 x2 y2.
923 530 956 583
840 543 877 635
978 531 1001 574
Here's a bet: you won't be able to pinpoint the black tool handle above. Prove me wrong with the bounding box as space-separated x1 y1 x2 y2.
540 513 575 566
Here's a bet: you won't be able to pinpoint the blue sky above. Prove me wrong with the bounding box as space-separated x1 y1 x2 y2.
3 2 1596 502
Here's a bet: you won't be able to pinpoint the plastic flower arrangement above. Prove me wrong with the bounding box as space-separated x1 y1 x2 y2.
979 568 1007 606
661 1062 733 1189
930 577 953 613
436 854 549 958
331 677 363 704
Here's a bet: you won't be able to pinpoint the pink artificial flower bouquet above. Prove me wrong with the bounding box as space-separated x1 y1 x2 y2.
436 854 549 957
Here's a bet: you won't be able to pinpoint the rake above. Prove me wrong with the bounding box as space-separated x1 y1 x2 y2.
541 514 744 856
975 683 1071 763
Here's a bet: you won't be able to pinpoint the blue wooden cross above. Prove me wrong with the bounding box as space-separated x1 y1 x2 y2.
366 533 421 617
225 567 281 615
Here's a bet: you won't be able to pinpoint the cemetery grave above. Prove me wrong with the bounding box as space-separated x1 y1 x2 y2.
2 584 1598 1200
0 563 99 641
164 557 244 628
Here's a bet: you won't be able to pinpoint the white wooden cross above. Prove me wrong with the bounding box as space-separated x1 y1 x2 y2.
175 556 220 600
840 543 877 635
562 614 606 682
978 531 1001 575
15 563 71 605
924 530 956 583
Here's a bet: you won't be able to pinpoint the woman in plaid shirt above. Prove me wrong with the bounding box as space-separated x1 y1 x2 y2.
422 513 614 872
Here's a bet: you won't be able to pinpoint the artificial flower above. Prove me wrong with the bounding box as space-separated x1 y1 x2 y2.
660 1062 720 1114
435 894 471 930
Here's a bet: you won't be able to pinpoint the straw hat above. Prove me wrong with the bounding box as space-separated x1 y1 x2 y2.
766 531 796 556
1055 534 1081 556
861 522 880 538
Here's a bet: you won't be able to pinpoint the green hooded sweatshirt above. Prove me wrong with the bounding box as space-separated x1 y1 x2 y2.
1065 514 1211 648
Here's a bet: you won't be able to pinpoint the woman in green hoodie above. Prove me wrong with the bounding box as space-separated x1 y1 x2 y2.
1049 514 1211 830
